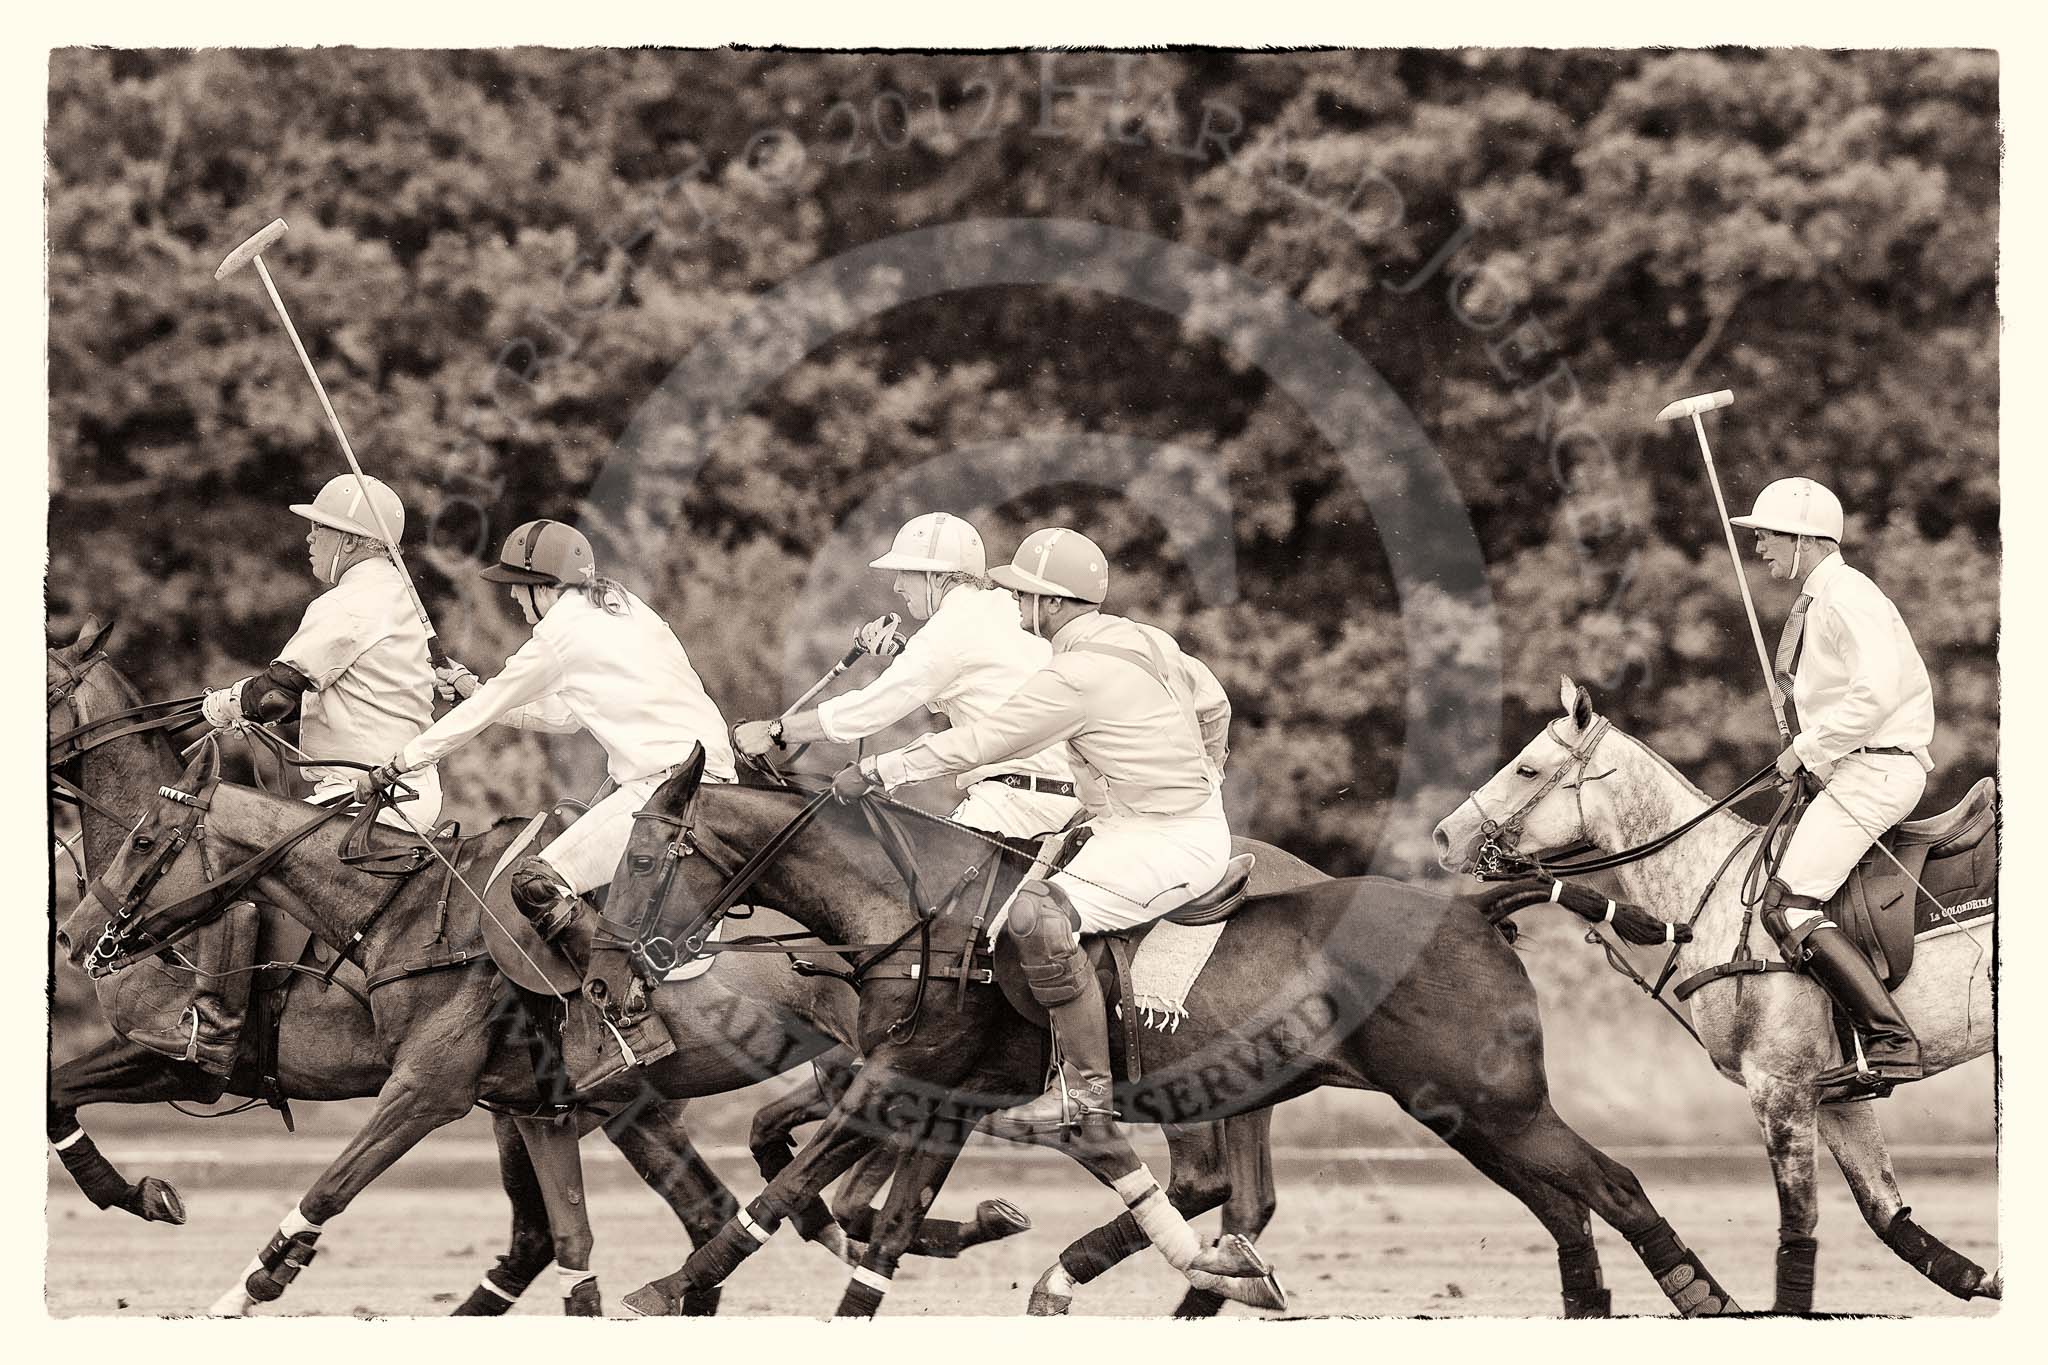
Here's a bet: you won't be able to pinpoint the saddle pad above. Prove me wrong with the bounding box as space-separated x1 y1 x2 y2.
1128 918 1227 1029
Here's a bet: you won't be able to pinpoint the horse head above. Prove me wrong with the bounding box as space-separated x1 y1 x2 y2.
1435 675 1617 876
63 739 225 973
47 614 121 748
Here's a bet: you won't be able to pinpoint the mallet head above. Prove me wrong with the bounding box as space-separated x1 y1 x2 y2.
215 219 289 281
1655 389 1735 423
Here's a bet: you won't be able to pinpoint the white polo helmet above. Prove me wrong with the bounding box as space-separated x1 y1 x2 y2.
1729 478 1844 541
291 475 405 544
990 528 1109 604
868 512 987 576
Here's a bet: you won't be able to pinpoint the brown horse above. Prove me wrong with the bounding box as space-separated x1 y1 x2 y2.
49 627 860 1314
1435 677 2000 1312
612 763 1745 1317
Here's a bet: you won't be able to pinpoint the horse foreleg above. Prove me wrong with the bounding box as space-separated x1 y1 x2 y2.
834 1103 982 1316
207 1055 480 1316
451 1113 558 1315
621 1058 901 1316
512 1115 600 1315
602 1096 736 1314
1175 1109 1281 1317
49 1037 215 1224
746 1050 856 1255
834 1128 1031 1262
1742 1065 1824 1313
1818 1098 1998 1301
1044 1119 1286 1312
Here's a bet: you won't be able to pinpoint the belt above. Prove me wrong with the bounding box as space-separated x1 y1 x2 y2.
983 773 1076 798
1854 746 1914 757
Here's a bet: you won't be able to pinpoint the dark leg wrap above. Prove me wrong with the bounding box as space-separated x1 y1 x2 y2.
790 1194 839 1245
1172 1287 1229 1318
1774 1236 1818 1314
835 1279 888 1317
685 1199 780 1287
53 1129 137 1212
246 1228 322 1303
1882 1208 1988 1300
1060 1212 1150 1284
909 1217 967 1259
680 1287 723 1317
1630 1217 1735 1316
450 1239 552 1314
1559 1241 1611 1318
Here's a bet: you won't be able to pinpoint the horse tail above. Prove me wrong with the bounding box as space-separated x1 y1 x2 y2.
1465 878 1685 949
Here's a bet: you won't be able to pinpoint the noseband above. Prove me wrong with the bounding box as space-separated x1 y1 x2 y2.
1466 716 1613 877
82 779 217 973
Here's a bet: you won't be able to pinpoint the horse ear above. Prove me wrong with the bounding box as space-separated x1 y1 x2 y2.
1559 675 1578 716
80 614 117 657
1571 684 1595 731
652 743 706 814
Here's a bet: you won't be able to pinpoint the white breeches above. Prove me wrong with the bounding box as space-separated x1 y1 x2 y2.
949 780 1080 840
1777 753 1928 920
1050 789 1232 934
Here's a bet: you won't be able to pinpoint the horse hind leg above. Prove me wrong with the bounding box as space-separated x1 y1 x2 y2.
1818 1098 1998 1301
1429 1117 1610 1317
605 1096 736 1314
1483 1100 1740 1316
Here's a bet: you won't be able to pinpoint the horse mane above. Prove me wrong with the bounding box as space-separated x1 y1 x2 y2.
1609 723 1758 835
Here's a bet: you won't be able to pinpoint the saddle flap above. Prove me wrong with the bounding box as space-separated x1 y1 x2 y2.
1164 853 1256 927
1893 776 1996 853
479 811 583 995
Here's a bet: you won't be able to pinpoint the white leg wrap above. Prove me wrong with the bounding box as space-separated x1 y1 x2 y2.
736 1209 773 1244
1042 1264 1076 1298
476 1276 518 1303
1112 1166 1199 1270
51 1128 85 1152
557 1264 596 1296
850 1265 893 1294
1602 900 1616 923
280 1202 324 1237
1548 880 1564 904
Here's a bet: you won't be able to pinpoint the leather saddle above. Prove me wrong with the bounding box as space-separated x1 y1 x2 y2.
1825 776 1997 990
991 853 1258 1084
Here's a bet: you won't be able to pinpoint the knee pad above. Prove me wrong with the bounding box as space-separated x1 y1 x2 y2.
1006 881 1088 1007
510 858 571 915
1758 878 1826 958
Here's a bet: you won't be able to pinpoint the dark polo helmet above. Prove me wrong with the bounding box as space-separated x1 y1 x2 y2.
480 519 595 586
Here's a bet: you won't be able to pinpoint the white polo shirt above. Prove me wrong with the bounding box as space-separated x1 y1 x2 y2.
397 586 736 786
817 584 1073 790
276 556 442 815
1788 551 1936 771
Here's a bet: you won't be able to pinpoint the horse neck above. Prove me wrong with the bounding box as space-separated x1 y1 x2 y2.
1591 733 1759 959
72 670 179 878
207 784 379 953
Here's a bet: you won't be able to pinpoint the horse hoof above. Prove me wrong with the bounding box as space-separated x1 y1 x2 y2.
680 1287 723 1317
564 1280 602 1316
975 1198 1031 1242
1026 1265 1073 1316
1977 1268 2002 1301
1185 1235 1288 1312
621 1282 683 1317
133 1177 187 1225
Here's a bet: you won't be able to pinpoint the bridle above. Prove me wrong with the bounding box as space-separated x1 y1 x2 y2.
1463 716 1614 879
47 650 205 827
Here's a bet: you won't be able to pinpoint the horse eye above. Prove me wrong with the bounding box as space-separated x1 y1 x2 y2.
132 834 154 852
1515 765 1539 779
629 854 655 875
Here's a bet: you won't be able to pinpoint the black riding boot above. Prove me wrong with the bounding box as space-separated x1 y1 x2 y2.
990 882 1115 1140
1804 926 1923 1088
510 861 583 944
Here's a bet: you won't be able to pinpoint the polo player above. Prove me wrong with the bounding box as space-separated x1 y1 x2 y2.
837 528 1233 1137
1732 477 1935 1088
733 512 1079 838
360 520 736 953
202 474 442 829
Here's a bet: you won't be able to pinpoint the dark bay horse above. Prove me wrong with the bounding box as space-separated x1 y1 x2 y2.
1436 677 2000 1311
613 764 1745 1317
48 627 859 1314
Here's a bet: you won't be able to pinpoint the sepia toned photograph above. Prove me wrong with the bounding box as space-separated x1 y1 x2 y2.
44 45 1999 1319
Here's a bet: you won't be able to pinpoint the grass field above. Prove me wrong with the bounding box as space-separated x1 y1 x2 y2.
47 1126 1998 1319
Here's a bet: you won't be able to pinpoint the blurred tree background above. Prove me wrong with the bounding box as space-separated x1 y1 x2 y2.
47 49 1997 1144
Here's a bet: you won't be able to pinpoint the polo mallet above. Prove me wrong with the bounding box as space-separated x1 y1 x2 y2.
1655 388 1791 744
216 219 449 669
783 614 904 718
